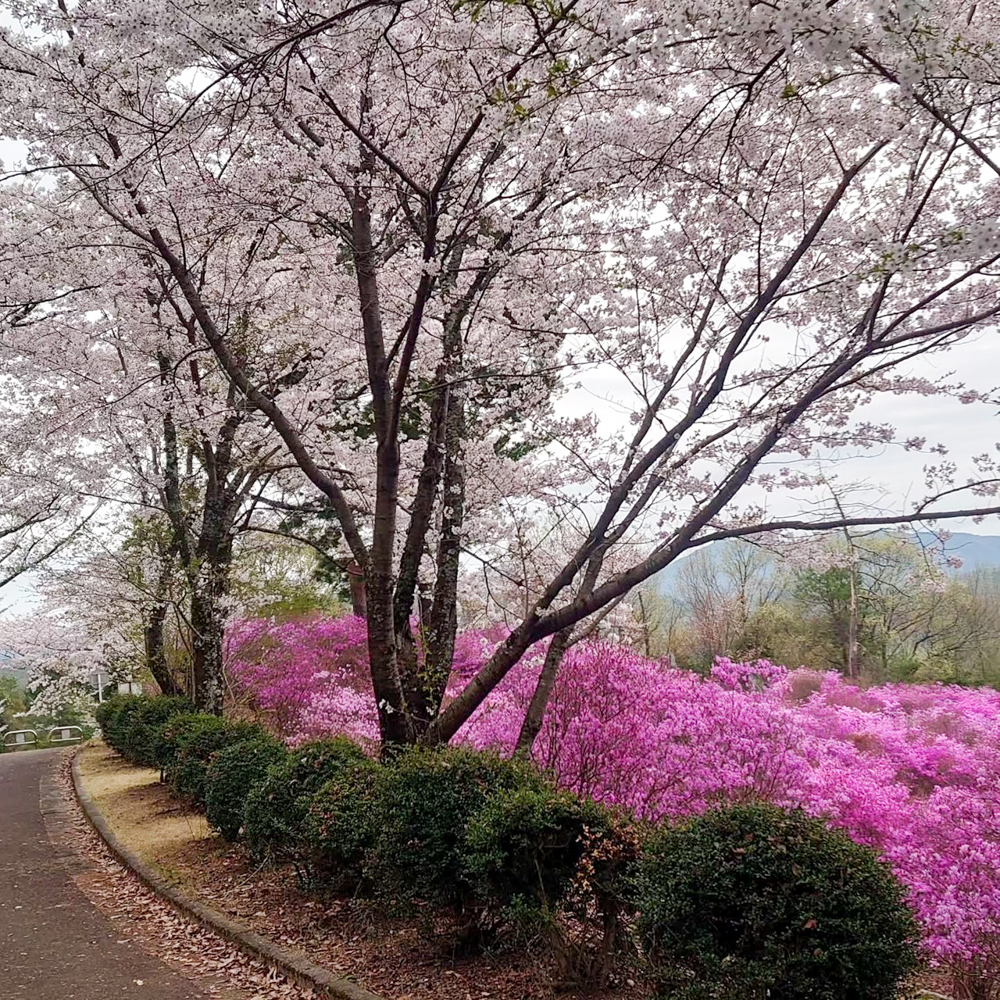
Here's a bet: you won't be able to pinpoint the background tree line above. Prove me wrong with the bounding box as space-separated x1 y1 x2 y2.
637 533 1000 687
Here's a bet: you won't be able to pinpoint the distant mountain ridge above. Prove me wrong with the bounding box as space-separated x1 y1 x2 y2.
921 532 1000 572
655 531 1000 593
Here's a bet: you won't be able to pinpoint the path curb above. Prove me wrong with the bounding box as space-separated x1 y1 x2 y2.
71 747 386 1000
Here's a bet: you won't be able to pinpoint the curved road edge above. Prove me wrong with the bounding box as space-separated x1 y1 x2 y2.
71 747 386 1000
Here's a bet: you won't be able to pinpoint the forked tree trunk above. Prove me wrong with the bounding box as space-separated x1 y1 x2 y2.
422 378 466 728
145 601 182 697
392 369 449 733
353 166 412 748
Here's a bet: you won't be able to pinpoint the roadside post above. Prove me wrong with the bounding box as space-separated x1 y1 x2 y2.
48 725 85 746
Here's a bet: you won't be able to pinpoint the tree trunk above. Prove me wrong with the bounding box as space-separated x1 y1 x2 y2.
514 547 607 756
191 577 226 714
346 559 367 617
190 435 238 716
391 367 450 732
367 439 413 746
351 150 412 749
144 601 181 696
515 627 571 756
146 543 183 697
190 509 230 714
421 377 466 730
847 567 860 681
637 591 651 658
417 585 433 626
395 630 429 728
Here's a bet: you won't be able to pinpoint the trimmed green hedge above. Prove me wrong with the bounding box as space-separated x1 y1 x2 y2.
165 715 268 806
152 712 208 773
96 695 145 754
243 737 369 862
205 736 288 841
120 696 194 766
367 746 546 909
303 758 384 890
101 697 921 999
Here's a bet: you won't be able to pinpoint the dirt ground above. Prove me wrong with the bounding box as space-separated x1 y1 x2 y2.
76 745 213 883
76 743 649 1000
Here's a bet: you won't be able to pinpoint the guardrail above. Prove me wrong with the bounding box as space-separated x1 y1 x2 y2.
3 729 38 751
49 726 83 747
47 725 85 746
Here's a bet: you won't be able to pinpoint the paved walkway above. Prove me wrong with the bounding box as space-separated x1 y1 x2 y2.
0 748 211 998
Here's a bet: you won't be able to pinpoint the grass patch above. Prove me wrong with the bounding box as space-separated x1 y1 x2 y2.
76 741 215 873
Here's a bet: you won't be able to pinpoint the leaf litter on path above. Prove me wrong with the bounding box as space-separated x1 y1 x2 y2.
53 753 319 1000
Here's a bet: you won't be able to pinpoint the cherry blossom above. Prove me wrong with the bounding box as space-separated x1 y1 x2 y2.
4 0 1000 748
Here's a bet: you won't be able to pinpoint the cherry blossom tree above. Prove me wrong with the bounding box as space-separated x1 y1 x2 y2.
0 402 95 592
0 473 85 591
0 610 119 723
0 194 322 710
3 0 1000 745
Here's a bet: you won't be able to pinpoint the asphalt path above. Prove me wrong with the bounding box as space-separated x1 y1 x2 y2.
0 748 209 998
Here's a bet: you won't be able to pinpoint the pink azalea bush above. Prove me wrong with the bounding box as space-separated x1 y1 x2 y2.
227 615 1000 996
227 615 377 745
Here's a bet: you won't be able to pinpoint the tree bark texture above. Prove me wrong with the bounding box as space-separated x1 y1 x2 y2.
353 166 411 746
423 376 467 724
515 627 571 756
144 601 182 696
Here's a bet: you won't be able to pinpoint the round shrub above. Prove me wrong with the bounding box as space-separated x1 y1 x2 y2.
165 715 267 806
636 802 920 1000
243 737 369 861
119 696 194 767
205 735 287 841
97 694 144 754
463 784 615 917
368 746 545 909
303 757 384 889
464 785 640 987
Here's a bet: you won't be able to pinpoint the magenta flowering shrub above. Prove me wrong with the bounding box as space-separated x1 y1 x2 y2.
226 615 378 745
227 615 1000 994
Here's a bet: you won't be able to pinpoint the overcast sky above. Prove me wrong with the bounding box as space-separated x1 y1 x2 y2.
563 323 1000 528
